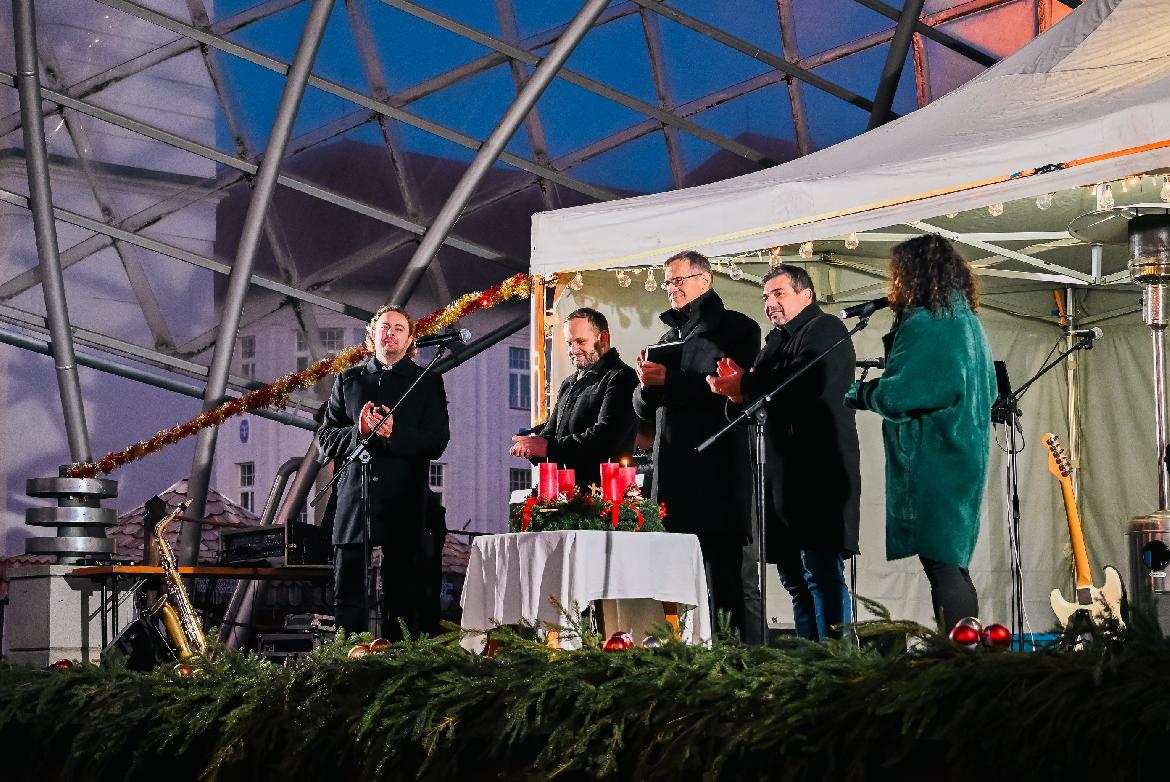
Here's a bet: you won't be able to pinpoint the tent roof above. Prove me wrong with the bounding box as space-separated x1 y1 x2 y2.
530 0 1170 277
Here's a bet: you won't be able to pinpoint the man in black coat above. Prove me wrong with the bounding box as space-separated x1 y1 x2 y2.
709 264 861 640
510 307 638 490
319 305 450 638
634 251 761 640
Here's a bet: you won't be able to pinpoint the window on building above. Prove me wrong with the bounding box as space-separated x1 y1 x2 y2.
509 468 531 494
429 462 445 505
238 462 255 487
320 328 346 352
295 330 307 353
240 491 254 513
239 334 255 359
296 355 309 372
508 346 530 411
240 362 255 379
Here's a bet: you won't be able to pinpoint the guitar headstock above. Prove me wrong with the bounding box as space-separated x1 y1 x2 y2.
1043 432 1072 479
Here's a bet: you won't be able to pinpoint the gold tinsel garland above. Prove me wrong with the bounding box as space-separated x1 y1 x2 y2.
66 273 535 478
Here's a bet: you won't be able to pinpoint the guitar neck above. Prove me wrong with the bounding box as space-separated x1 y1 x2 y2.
1057 473 1093 589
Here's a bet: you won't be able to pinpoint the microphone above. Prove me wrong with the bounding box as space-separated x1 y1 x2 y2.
1067 327 1103 341
839 297 890 319
414 329 472 349
856 358 885 369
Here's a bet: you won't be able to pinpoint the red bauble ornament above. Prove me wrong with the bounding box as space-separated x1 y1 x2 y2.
50 658 72 670
347 643 372 659
603 631 634 651
369 638 392 653
981 623 1012 649
174 663 194 677
948 617 983 651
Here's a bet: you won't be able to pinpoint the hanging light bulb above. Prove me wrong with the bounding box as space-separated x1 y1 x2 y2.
1096 182 1115 211
728 261 744 280
769 247 783 268
569 271 584 291
1125 174 1142 191
798 241 814 260
1035 192 1054 210
1161 175 1170 203
615 270 631 288
987 203 1004 217
946 212 958 219
844 232 860 250
644 269 658 292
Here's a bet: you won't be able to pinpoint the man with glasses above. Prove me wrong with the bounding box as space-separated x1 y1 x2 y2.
634 250 761 642
708 265 860 641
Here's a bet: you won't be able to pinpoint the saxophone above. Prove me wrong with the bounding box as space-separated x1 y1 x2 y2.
152 499 207 658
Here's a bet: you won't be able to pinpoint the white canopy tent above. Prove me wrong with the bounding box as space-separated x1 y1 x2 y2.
528 0 1170 632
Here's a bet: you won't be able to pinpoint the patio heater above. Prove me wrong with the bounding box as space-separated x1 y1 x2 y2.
1072 205 1170 619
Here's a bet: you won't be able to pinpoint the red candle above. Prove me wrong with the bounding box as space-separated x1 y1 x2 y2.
618 466 637 498
603 477 620 503
557 468 576 497
600 461 618 487
538 462 558 501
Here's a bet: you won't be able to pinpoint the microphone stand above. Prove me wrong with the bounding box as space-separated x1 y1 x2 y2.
698 317 872 645
311 345 450 635
993 334 1096 651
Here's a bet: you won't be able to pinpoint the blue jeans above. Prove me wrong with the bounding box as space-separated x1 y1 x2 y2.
775 547 851 641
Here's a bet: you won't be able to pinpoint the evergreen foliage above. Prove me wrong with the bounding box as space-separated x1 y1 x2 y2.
0 609 1166 781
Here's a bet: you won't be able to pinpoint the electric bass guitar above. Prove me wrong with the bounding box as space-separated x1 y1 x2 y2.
1045 433 1125 629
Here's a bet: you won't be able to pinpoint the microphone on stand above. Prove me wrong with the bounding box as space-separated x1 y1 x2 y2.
856 358 885 369
1066 327 1103 341
415 329 472 349
839 297 891 319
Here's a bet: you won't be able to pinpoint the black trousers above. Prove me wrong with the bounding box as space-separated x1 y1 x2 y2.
919 556 978 630
702 539 749 639
333 534 442 640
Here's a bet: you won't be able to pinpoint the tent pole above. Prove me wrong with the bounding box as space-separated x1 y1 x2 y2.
12 0 93 464
867 0 925 130
1066 288 1080 501
180 0 335 567
387 0 610 307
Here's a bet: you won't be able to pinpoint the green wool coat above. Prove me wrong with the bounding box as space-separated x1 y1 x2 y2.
845 298 996 568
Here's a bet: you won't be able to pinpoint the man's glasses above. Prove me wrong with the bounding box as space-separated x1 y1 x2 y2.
662 272 704 289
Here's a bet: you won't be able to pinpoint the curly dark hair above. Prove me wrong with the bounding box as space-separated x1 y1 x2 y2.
889 234 978 316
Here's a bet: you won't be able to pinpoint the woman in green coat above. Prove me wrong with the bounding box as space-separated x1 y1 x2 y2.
845 235 996 629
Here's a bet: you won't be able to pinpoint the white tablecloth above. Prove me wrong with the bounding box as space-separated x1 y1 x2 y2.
459 530 711 652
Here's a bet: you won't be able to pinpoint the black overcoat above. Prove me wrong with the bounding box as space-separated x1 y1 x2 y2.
739 304 861 558
538 348 639 490
633 290 760 545
318 356 450 547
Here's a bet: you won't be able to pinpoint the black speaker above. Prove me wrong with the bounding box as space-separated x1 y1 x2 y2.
101 617 176 670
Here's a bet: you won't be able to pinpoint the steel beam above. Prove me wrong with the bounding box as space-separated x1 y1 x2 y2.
388 0 612 306
433 313 529 374
867 0 924 130
0 186 370 319
382 0 775 167
0 0 302 137
13 0 93 463
96 0 618 203
850 0 996 67
182 0 335 567
0 328 316 430
639 9 686 188
0 301 320 413
775 0 812 156
630 0 887 116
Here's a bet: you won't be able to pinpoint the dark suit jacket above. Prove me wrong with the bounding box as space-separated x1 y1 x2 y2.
739 304 861 557
318 356 450 547
537 348 638 489
633 290 760 546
